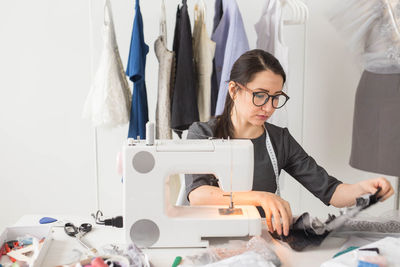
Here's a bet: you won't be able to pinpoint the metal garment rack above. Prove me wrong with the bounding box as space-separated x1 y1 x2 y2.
88 0 100 212
396 178 400 210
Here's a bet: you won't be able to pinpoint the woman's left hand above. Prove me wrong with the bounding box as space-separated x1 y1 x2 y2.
358 177 394 202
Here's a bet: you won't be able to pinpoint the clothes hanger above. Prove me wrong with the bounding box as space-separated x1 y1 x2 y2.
292 0 302 23
298 0 309 24
282 0 298 25
282 0 309 25
292 0 306 24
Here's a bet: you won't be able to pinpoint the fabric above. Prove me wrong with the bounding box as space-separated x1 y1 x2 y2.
213 0 249 116
330 0 400 74
210 0 223 115
255 0 289 73
82 0 131 128
181 237 281 267
212 0 224 34
271 189 383 251
185 118 342 207
350 70 400 176
126 0 149 139
201 252 277 267
255 0 289 128
341 218 400 233
182 252 277 267
193 2 216 122
171 0 199 137
154 0 174 139
271 212 330 251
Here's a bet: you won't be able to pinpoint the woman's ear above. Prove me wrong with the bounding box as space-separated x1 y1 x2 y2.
228 81 238 100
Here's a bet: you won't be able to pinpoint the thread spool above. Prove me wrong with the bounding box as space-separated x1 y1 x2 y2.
146 122 155 145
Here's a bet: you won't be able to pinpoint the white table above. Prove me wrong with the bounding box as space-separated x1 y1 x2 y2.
11 215 368 267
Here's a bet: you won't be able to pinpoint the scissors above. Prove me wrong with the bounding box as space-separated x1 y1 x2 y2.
64 223 98 255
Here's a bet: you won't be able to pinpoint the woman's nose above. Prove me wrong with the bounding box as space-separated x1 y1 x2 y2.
261 98 274 112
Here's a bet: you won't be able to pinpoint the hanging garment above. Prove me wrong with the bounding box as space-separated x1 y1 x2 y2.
193 1 216 122
126 0 149 139
331 0 400 175
212 0 224 34
82 0 131 128
255 0 289 128
350 71 400 176
171 0 199 137
210 0 223 116
214 0 249 116
154 0 174 139
271 188 383 251
330 0 400 74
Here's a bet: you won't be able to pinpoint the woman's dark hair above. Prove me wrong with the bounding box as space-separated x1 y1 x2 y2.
214 49 286 138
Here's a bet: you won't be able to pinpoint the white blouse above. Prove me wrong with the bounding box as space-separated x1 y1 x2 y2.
82 0 131 127
331 0 400 74
255 0 289 128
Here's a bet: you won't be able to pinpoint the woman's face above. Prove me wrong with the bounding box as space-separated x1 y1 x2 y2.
229 70 284 127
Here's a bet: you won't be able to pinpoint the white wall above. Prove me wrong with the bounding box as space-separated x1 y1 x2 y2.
0 0 95 227
300 0 398 217
0 0 397 230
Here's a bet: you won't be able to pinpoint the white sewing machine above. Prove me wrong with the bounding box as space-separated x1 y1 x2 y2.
123 123 261 248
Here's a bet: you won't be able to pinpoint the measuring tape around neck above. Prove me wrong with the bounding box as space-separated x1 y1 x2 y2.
263 124 280 196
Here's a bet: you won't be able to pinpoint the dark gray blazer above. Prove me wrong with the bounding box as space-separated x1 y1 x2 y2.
185 118 342 207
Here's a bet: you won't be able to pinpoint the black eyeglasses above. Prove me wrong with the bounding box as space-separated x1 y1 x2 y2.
235 83 290 109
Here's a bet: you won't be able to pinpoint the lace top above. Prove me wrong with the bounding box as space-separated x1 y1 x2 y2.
82 0 131 127
331 0 400 74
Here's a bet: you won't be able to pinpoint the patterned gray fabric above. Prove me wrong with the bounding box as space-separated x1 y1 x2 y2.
341 219 400 233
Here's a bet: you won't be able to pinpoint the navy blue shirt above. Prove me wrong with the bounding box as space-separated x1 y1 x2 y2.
127 0 149 139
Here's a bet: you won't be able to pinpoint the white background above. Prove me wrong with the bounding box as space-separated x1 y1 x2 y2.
0 0 398 230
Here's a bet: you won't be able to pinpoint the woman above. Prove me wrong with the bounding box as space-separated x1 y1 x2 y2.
185 49 394 237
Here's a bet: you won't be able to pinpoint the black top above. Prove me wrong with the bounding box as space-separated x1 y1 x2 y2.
171 0 199 137
185 118 342 206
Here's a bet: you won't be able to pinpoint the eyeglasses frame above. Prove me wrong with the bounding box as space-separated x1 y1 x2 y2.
234 82 290 109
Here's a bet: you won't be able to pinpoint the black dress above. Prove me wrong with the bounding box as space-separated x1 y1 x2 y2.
171 0 199 137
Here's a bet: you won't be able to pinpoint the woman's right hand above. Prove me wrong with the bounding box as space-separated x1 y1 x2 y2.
255 191 293 236
189 186 293 236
